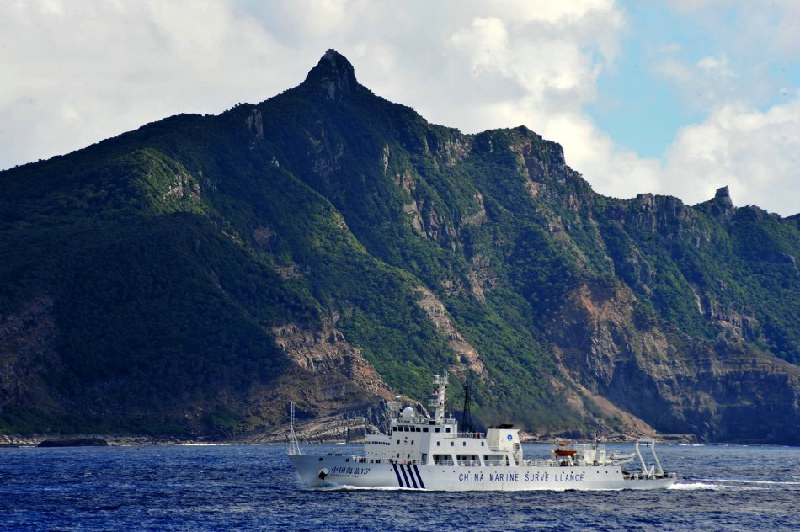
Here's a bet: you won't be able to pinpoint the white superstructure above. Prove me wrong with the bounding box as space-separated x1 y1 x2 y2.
289 373 677 491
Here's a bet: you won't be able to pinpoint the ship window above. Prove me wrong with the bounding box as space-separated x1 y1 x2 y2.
435 428 441 433
483 455 505 466
445 428 451 433
481 442 484 447
423 428 429 432
411 441 414 445
451 442 454 447
463 442 467 446
416 427 421 432
436 442 440 446
397 440 400 444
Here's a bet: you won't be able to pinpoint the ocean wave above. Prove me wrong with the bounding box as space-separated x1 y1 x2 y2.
306 485 427 491
698 478 800 486
668 482 719 490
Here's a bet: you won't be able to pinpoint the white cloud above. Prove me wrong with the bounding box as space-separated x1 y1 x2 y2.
666 0 800 61
651 52 745 112
0 0 797 215
662 99 800 213
0 0 290 168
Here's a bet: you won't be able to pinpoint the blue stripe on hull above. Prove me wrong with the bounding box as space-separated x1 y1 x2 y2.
404 465 418 488
391 463 404 487
412 464 425 489
399 464 411 487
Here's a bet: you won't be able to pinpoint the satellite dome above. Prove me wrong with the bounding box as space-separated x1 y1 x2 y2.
402 406 414 420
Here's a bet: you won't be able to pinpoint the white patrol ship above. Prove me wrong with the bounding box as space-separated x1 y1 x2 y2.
289 373 677 491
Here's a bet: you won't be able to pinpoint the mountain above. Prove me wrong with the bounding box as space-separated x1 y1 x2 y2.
1 50 798 443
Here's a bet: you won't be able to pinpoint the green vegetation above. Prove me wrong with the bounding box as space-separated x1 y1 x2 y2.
1 52 797 437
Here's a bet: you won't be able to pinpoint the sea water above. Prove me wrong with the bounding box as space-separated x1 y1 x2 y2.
1 443 798 530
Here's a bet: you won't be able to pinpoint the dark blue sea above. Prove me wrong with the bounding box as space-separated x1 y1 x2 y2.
1 443 798 531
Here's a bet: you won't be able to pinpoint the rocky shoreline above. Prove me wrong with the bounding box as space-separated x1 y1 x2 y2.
0 434 213 447
1 429 701 447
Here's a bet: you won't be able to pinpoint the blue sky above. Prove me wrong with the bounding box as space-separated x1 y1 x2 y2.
589 1 800 161
1 0 798 215
587 2 702 158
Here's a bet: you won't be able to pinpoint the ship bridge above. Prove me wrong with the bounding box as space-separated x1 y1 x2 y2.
364 373 522 467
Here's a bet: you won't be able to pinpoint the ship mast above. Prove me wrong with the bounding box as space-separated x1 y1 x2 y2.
460 375 473 433
429 373 448 424
288 402 302 456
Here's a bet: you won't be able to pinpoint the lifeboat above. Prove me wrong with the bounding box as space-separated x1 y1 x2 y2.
553 442 577 457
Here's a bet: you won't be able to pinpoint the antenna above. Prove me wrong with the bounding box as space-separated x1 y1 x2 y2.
460 374 473 434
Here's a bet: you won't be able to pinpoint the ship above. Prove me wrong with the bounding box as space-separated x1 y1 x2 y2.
289 373 677 491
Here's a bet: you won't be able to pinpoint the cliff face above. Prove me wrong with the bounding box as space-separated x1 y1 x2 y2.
553 281 799 443
1 50 798 443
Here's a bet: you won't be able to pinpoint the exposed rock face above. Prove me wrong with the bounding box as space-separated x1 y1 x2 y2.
1 50 797 444
511 134 568 190
270 322 392 398
553 281 800 443
245 108 264 138
0 296 62 415
715 186 733 208
414 287 488 378
222 322 399 439
304 49 360 100
461 193 487 227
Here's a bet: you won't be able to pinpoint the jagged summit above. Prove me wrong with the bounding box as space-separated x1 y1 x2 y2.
303 49 360 100
696 185 736 220
715 185 733 207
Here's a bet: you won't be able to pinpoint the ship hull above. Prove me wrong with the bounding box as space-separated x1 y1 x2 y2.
290 455 676 491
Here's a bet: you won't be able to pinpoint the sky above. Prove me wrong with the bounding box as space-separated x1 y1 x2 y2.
1 0 798 215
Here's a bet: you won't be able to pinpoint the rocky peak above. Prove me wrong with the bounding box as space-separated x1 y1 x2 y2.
715 186 733 208
303 49 360 100
697 185 735 221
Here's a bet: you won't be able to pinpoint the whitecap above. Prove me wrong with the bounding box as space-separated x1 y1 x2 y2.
668 482 719 490
699 478 800 486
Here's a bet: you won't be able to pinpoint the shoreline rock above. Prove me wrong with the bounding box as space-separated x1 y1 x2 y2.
38 438 108 448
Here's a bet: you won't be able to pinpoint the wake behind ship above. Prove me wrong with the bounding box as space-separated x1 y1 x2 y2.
289 374 676 491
